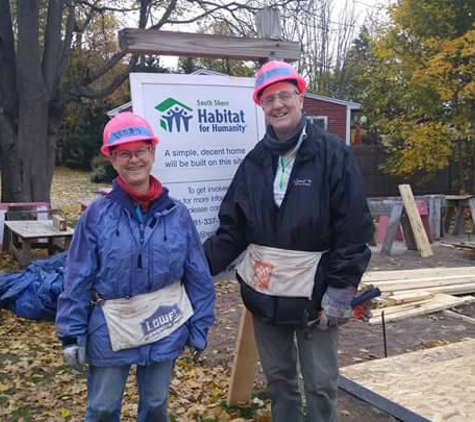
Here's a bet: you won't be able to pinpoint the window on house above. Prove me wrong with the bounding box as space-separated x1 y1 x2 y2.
307 116 328 130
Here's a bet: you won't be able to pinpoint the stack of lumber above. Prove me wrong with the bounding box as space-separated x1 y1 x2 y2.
448 241 475 257
360 267 475 325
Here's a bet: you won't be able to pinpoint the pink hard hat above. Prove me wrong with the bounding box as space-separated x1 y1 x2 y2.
101 112 159 156
253 60 306 105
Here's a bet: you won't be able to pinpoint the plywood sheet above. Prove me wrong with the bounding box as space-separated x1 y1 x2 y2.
341 339 475 421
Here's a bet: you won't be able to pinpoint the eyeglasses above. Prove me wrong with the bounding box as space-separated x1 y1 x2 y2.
112 146 151 161
261 90 300 107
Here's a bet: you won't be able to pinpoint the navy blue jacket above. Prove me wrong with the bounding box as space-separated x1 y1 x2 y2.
204 121 373 325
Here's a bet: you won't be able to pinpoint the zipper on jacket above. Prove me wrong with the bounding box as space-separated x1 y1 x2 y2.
138 222 145 269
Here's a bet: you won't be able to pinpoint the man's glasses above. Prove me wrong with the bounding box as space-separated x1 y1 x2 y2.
112 146 151 161
261 90 300 107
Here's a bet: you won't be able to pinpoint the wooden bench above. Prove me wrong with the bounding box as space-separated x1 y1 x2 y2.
4 220 74 266
0 202 50 250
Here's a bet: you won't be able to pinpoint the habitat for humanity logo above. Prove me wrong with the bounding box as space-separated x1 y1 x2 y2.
155 98 193 133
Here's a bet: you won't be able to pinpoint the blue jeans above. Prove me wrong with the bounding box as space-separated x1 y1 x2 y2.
85 360 175 422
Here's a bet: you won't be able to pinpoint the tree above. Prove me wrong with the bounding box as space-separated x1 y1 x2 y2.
360 0 475 191
178 20 256 76
276 0 358 97
0 0 142 202
0 0 299 202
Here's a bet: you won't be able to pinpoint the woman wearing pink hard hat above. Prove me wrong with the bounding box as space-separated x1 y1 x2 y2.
56 111 215 422
205 61 373 422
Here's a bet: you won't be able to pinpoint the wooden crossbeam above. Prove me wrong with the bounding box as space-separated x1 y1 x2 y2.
119 29 302 61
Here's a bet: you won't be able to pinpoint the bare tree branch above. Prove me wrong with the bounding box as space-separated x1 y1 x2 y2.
0 0 18 117
60 3 76 73
151 0 178 29
77 0 141 13
72 56 138 99
17 0 47 100
42 0 65 100
81 50 128 85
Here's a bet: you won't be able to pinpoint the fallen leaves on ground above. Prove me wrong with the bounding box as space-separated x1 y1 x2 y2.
0 309 270 421
50 167 110 226
0 168 272 420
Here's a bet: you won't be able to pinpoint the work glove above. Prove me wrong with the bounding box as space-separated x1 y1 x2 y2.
318 285 356 330
188 345 203 364
62 345 86 371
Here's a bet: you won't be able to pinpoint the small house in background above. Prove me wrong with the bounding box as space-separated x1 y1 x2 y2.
107 69 360 146
303 94 360 145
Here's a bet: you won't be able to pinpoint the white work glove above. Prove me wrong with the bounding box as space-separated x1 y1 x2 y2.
191 347 203 364
318 286 356 330
62 345 86 371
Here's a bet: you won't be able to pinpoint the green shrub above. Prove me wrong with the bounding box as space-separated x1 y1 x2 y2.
90 155 117 183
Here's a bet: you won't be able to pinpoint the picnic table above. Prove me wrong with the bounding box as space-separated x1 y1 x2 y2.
4 220 74 266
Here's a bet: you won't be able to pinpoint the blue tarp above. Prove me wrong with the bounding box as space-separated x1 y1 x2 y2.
0 252 67 321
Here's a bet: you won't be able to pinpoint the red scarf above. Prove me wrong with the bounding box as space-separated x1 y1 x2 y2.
116 175 163 212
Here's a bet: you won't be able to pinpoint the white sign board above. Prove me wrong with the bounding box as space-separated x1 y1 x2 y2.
130 73 265 241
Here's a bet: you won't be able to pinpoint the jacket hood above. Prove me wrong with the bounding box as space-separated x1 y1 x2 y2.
106 179 175 220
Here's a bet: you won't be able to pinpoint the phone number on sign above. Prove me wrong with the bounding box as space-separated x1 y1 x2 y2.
193 217 219 227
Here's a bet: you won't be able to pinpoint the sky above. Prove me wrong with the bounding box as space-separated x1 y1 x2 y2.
158 0 393 71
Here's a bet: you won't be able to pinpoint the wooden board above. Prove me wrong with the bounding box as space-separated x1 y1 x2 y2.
369 295 475 324
398 184 433 257
227 309 259 405
119 29 301 60
363 275 475 292
367 282 475 296
341 339 475 421
362 266 475 282
381 202 403 256
4 220 74 238
385 291 433 305
443 310 475 325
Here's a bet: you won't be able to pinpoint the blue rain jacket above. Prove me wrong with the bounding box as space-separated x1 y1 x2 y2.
56 182 215 367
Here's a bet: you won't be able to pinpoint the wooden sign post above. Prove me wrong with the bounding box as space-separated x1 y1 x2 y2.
227 309 259 405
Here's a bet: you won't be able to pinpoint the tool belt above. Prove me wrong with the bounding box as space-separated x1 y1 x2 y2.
94 282 193 352
236 243 326 299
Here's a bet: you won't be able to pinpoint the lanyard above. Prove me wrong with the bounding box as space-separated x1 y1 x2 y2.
278 150 297 189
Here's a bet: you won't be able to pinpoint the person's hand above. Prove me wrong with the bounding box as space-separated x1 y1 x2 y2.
317 286 356 330
189 346 203 364
62 345 86 371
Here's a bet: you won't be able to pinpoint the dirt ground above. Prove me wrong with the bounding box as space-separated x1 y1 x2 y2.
203 235 475 421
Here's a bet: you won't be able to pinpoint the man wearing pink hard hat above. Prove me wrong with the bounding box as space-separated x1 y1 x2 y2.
57 112 215 422
205 61 373 421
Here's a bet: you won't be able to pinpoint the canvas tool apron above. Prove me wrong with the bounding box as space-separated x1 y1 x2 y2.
98 282 193 351
237 243 325 299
